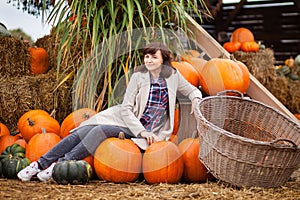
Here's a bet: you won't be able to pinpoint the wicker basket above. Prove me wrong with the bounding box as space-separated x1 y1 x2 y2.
194 90 300 188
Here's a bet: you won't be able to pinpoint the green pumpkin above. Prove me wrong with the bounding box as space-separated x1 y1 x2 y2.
2 157 30 179
0 144 25 163
52 160 93 185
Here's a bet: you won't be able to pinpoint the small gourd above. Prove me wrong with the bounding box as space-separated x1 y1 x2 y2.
285 57 295 68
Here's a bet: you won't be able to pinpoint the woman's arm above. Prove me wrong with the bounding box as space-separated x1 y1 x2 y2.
120 73 146 137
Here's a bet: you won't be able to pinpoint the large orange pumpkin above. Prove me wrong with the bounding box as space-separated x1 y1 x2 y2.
198 58 250 95
93 132 142 183
0 135 22 154
171 61 199 87
29 47 49 75
18 112 61 142
25 128 61 162
142 141 183 184
178 137 214 182
60 108 97 138
230 27 254 43
0 123 10 137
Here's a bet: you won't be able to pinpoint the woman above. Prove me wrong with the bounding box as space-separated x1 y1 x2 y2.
17 42 202 182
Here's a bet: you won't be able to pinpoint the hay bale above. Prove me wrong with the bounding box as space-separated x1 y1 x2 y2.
234 48 276 86
286 79 300 113
265 76 289 106
0 68 72 131
0 36 31 76
35 32 91 72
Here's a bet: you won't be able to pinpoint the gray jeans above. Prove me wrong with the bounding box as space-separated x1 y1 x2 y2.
38 125 135 169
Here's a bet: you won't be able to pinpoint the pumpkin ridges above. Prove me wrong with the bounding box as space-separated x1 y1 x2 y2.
223 41 241 53
171 61 199 87
230 27 255 43
240 41 259 52
0 135 22 155
198 58 250 95
17 110 50 132
142 141 183 184
28 47 49 75
25 129 61 162
60 108 97 138
94 134 142 183
19 114 61 142
179 137 213 182
0 123 10 137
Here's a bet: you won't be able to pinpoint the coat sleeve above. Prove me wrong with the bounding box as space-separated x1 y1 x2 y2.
120 72 146 137
176 71 202 100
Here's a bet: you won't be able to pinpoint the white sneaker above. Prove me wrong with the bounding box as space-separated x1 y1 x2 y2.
17 161 41 181
37 162 56 182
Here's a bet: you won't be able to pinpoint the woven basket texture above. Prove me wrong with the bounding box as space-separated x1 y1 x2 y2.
195 93 300 188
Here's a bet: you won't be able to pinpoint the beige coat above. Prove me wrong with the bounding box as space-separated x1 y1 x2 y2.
73 70 202 144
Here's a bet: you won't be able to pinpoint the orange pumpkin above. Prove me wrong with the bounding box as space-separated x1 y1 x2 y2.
14 138 27 149
18 112 61 142
0 135 22 154
230 27 255 43
171 61 199 87
223 41 241 53
171 103 180 136
294 114 300 120
60 108 97 138
142 141 183 184
25 128 61 162
198 58 250 95
241 41 259 52
0 123 10 137
83 155 95 174
29 47 49 75
94 132 142 183
18 110 50 130
179 137 214 182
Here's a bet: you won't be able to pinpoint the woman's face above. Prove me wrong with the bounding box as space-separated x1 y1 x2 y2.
144 50 163 74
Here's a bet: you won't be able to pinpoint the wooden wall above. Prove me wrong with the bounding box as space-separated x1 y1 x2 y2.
200 0 300 65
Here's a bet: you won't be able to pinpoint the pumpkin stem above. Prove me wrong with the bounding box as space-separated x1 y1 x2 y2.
27 118 35 126
41 128 46 134
84 112 90 119
118 132 125 140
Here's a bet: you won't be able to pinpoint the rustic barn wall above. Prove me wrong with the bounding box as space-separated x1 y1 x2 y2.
200 0 300 64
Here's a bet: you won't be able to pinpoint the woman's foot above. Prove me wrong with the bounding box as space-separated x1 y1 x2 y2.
17 161 41 181
37 162 56 182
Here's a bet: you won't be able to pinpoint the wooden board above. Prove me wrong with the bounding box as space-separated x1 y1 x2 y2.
176 12 299 141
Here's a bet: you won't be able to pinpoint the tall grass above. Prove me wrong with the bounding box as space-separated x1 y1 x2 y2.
48 0 210 111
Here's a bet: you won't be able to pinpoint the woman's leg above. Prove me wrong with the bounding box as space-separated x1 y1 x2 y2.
59 125 134 161
38 125 97 169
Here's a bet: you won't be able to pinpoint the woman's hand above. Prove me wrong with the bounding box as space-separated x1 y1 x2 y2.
190 97 201 114
140 131 160 145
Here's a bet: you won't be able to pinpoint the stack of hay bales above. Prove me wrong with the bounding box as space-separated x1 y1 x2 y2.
0 35 73 131
234 48 300 114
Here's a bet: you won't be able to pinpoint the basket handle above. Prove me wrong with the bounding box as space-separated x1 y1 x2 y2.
270 138 298 149
216 90 244 98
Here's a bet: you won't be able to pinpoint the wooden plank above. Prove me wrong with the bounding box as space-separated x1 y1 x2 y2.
184 12 299 123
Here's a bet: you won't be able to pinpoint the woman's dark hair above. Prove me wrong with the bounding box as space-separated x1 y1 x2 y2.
135 42 175 78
